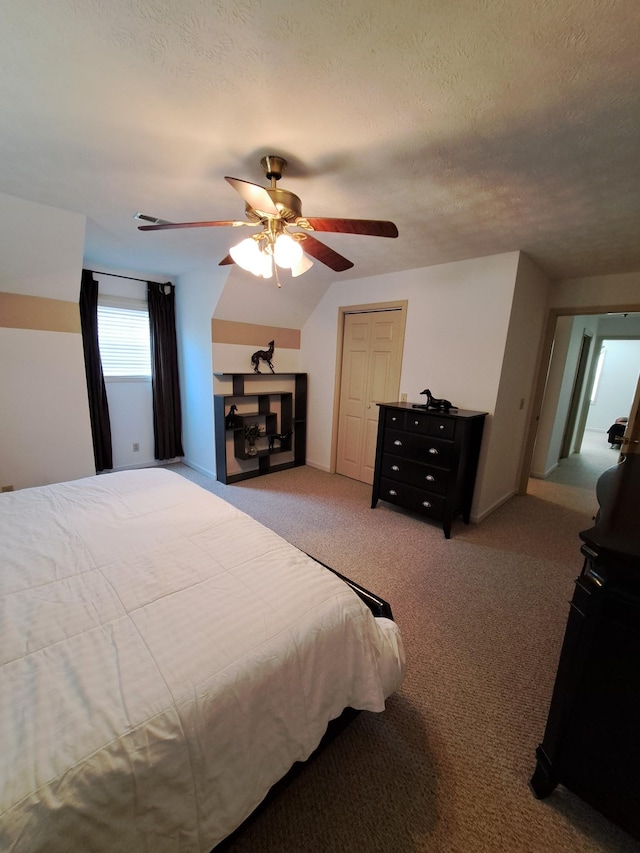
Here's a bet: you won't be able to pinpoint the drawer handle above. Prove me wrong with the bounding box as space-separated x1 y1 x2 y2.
438 424 445 430
422 501 432 508
388 489 398 496
426 474 435 482
413 419 420 425
391 416 397 422
393 439 403 446
428 447 438 455
391 465 400 471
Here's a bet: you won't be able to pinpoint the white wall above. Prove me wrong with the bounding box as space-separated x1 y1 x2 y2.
586 339 640 431
300 251 524 521
175 267 229 476
551 271 640 311
0 192 94 489
474 252 551 515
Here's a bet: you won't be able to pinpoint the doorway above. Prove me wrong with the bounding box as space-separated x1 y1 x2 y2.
519 307 640 494
334 301 407 485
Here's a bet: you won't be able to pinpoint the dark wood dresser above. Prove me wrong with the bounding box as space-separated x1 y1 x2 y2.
371 402 486 538
531 455 640 841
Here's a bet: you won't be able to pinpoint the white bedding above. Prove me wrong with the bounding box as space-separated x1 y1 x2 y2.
0 468 404 852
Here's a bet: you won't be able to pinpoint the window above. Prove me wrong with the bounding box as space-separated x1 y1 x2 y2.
97 297 152 378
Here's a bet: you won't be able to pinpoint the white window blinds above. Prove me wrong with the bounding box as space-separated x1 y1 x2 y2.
97 298 152 378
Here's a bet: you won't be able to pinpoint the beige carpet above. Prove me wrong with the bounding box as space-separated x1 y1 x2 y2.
167 430 638 852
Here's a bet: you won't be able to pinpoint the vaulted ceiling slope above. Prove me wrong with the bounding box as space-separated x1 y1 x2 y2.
1 0 639 284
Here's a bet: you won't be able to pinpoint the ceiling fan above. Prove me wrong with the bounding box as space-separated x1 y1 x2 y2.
136 155 398 285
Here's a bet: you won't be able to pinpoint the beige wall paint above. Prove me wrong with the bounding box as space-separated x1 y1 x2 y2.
0 193 94 489
212 319 301 349
0 292 81 333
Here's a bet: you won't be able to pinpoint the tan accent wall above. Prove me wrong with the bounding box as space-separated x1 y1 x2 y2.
211 319 300 349
0 292 81 333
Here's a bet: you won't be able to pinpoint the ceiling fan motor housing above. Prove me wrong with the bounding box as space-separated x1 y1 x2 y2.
245 187 303 223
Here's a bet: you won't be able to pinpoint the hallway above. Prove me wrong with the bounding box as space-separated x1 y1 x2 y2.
527 428 622 516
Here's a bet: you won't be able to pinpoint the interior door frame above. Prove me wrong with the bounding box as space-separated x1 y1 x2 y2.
559 329 593 458
329 300 407 475
517 301 640 495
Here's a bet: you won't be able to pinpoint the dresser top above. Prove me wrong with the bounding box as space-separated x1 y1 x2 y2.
378 401 487 419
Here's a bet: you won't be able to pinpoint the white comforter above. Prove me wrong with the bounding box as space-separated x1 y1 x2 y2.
0 468 404 852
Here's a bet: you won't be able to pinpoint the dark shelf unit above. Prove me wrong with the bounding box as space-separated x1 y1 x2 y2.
214 373 307 484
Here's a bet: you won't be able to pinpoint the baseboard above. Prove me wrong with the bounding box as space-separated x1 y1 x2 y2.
108 457 184 474
181 459 216 478
530 461 559 480
472 489 516 523
306 459 331 473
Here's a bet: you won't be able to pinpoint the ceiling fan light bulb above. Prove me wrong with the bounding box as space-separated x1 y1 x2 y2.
229 237 263 273
291 252 313 277
274 234 303 269
258 251 273 278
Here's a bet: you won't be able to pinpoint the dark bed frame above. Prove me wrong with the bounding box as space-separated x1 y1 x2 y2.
214 556 395 850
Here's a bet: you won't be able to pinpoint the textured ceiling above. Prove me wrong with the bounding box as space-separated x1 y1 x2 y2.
1 0 639 285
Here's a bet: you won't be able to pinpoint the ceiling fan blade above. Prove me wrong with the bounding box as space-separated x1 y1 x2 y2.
225 177 280 217
138 220 249 231
303 218 398 238
219 254 235 266
134 213 172 225
299 234 354 271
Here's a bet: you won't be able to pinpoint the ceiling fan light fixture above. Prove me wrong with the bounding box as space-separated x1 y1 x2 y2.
291 252 314 277
273 233 303 269
229 237 272 277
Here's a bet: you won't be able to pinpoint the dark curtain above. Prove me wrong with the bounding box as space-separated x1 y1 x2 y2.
79 269 113 471
147 282 184 460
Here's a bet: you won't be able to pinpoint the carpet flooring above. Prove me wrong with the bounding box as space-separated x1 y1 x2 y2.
168 429 637 852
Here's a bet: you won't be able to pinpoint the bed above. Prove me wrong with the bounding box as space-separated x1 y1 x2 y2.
0 468 404 852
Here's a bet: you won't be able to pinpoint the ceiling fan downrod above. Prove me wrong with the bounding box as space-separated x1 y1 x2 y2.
261 155 287 187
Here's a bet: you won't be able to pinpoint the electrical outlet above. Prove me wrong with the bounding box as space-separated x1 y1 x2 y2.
1 485 14 492
400 393 407 403
133 443 140 452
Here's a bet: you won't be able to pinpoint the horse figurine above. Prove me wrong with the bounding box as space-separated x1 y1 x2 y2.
251 340 275 374
420 389 455 411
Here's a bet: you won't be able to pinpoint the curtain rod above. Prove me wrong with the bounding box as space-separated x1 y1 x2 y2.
89 269 171 284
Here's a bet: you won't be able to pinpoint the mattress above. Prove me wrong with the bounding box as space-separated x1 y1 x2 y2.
0 468 404 852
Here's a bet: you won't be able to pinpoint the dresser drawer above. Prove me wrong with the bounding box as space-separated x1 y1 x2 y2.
379 478 445 519
384 429 453 468
385 409 406 430
405 411 456 440
382 454 450 496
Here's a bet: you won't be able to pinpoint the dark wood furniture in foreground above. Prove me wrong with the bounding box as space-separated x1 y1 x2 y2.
371 402 486 538
531 455 640 842
214 372 307 484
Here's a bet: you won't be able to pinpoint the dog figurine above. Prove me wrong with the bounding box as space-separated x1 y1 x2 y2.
225 404 238 429
420 389 454 411
268 431 291 451
251 340 275 374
